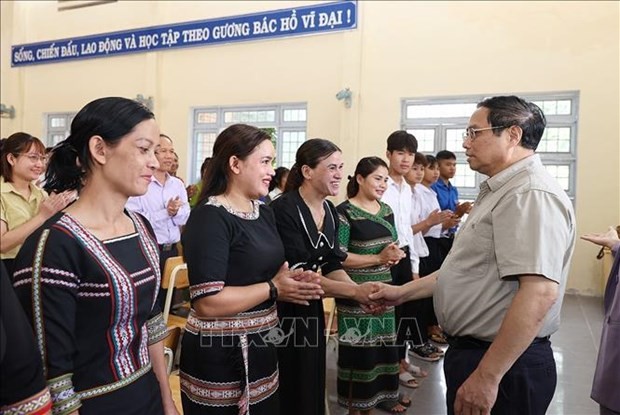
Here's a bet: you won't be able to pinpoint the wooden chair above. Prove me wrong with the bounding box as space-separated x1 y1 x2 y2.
163 326 181 375
175 241 183 259
323 297 338 345
161 256 189 331
323 297 337 415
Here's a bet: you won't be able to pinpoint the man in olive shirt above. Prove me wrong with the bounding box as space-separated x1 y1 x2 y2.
370 96 576 415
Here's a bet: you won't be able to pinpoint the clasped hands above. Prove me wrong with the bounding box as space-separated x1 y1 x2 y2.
40 190 77 219
271 262 324 306
378 242 406 267
455 201 473 218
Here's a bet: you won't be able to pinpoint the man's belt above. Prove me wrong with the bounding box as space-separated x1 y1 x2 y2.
446 335 550 349
158 243 176 252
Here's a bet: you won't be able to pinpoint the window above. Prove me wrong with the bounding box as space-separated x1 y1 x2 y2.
191 104 307 183
45 112 76 147
402 92 579 201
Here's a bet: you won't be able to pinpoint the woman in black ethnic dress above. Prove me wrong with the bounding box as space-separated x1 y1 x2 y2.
0 260 52 415
271 139 382 415
336 157 408 414
12 97 178 414
179 124 322 415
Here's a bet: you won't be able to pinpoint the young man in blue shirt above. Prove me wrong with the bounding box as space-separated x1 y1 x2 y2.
431 150 471 256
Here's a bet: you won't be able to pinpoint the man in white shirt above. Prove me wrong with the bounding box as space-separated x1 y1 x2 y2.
381 131 442 380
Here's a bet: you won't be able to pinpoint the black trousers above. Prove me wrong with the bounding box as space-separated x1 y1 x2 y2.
414 237 445 331
391 248 423 358
444 338 556 415
438 236 454 259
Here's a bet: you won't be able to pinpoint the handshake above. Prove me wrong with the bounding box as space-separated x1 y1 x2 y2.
271 261 408 314
353 281 404 315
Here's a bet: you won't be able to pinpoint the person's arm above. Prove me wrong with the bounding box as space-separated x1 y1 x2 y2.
318 268 395 307
126 195 169 225
321 269 358 299
453 190 573 415
13 228 83 415
149 340 179 415
368 270 438 305
185 205 255 317
192 263 323 317
0 192 72 253
453 276 558 415
0 217 47 254
581 226 620 251
146 313 179 415
185 206 322 318
170 179 190 226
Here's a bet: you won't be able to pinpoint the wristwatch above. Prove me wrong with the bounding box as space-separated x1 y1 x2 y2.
267 279 278 301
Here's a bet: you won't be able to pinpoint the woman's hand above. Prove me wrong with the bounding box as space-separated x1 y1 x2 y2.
581 226 619 250
355 282 388 315
272 262 324 305
378 242 406 266
38 191 75 220
186 185 197 198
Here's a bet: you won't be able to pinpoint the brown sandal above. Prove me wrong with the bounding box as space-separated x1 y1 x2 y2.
429 332 448 344
377 399 407 413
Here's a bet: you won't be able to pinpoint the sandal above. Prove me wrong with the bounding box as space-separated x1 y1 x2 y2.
402 362 428 378
398 392 412 408
429 332 448 345
409 344 442 362
426 342 445 357
398 371 419 389
376 399 407 413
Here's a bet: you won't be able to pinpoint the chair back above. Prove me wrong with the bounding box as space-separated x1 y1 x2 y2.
161 256 188 289
162 256 189 323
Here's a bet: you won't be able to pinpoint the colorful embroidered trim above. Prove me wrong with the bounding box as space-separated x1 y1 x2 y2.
76 363 151 400
147 313 168 345
189 281 225 300
0 388 53 415
180 369 278 408
185 305 278 336
48 374 80 415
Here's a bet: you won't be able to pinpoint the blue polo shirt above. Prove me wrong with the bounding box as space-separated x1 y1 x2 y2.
431 179 458 212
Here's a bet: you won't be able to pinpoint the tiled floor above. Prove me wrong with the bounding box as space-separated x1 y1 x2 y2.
170 294 604 414
326 294 603 415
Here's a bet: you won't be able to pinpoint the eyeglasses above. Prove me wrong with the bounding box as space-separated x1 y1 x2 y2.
19 153 47 163
462 126 507 142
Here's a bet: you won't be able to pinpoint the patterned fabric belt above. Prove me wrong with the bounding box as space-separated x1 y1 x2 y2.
186 304 278 336
77 363 152 400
